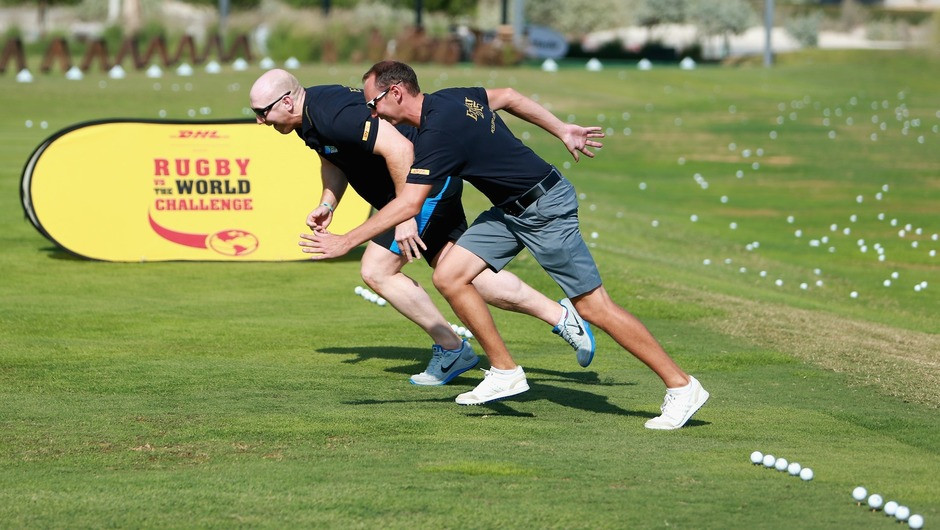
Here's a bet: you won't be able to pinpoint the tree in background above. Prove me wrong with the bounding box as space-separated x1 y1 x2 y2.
687 0 755 58
2 0 82 37
525 0 636 37
636 0 687 41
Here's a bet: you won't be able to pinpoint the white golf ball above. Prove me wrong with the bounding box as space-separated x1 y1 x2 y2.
354 286 363 295
463 329 473 339
775 458 788 471
762 454 776 468
787 462 801 476
799 467 814 481
368 293 378 303
896 506 910 521
750 451 763 464
908 514 924 529
884 501 898 516
376 298 387 306
868 494 883 510
456 326 467 336
852 486 868 502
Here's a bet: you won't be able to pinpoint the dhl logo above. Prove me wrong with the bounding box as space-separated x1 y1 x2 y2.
174 130 226 139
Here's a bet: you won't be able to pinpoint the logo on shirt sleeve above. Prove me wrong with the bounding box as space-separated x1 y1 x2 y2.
465 98 484 121
410 168 430 175
361 120 372 141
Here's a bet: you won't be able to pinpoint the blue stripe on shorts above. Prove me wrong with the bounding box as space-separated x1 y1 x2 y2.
389 176 451 255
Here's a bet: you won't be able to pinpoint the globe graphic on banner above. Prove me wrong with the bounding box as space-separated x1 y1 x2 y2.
207 229 259 256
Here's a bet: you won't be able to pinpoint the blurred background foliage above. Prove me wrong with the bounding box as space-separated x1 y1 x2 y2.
1 0 937 65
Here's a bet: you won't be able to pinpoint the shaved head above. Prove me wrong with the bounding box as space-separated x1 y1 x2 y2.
249 69 306 134
250 68 302 106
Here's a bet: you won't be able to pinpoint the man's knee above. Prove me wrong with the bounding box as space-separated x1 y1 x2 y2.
431 266 456 295
360 261 387 290
572 287 615 323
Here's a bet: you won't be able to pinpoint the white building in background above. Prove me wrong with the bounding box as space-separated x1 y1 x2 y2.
882 0 940 8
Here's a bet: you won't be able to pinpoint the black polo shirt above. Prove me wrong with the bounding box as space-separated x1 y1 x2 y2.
406 87 552 208
296 85 418 210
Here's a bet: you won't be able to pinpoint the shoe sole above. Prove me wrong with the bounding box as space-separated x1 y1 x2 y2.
578 321 596 368
560 298 596 368
455 382 530 405
409 356 480 386
645 389 710 430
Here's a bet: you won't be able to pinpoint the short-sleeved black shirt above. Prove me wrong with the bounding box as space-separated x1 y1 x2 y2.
406 87 553 208
296 85 418 210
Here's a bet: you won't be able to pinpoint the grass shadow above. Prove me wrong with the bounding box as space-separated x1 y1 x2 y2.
317 346 427 374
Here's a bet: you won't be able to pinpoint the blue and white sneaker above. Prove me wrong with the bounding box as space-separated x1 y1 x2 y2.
552 298 596 367
410 340 479 386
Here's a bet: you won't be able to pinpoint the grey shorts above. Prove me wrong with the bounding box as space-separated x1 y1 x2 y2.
456 174 602 298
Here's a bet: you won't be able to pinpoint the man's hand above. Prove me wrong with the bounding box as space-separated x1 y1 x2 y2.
394 218 426 262
562 124 605 162
298 229 354 260
306 204 333 231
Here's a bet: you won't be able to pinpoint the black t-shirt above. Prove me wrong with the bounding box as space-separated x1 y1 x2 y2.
406 87 552 207
296 85 418 210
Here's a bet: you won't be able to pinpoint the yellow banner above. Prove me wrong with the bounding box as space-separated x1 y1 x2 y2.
21 120 372 261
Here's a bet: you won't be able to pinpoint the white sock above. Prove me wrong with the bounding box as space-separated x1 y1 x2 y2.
555 308 567 328
667 378 693 394
490 366 519 376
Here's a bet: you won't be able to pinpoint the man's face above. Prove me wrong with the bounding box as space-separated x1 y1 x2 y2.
250 90 293 134
363 75 401 125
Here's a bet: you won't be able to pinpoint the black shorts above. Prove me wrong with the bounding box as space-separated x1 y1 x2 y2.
371 176 467 264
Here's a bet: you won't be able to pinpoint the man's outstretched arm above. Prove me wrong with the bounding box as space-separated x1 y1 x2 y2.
485 87 605 162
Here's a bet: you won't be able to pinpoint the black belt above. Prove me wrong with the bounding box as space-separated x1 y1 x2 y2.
501 170 561 217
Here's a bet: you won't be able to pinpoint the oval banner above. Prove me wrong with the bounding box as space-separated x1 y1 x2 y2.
21 119 372 261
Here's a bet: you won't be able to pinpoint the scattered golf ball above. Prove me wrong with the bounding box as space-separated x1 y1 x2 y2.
799 467 814 481
762 454 776 468
750 451 763 464
884 501 898 516
774 458 788 471
908 514 924 529
852 486 868 502
896 506 910 521
787 462 801 476
868 494 883 510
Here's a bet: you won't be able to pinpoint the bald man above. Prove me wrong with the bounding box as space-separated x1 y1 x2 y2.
249 69 596 386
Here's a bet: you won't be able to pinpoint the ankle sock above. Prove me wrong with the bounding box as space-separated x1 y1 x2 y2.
667 378 694 394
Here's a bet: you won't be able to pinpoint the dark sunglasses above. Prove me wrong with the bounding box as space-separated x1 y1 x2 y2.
366 86 394 110
252 91 290 119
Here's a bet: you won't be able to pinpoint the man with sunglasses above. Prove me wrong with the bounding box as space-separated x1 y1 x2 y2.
300 61 709 429
249 69 596 386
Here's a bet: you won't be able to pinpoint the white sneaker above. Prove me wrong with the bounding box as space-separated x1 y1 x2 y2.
410 340 479 386
552 298 596 367
455 367 530 405
644 376 709 430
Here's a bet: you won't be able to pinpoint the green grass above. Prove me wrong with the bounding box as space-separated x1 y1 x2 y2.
1 50 938 528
